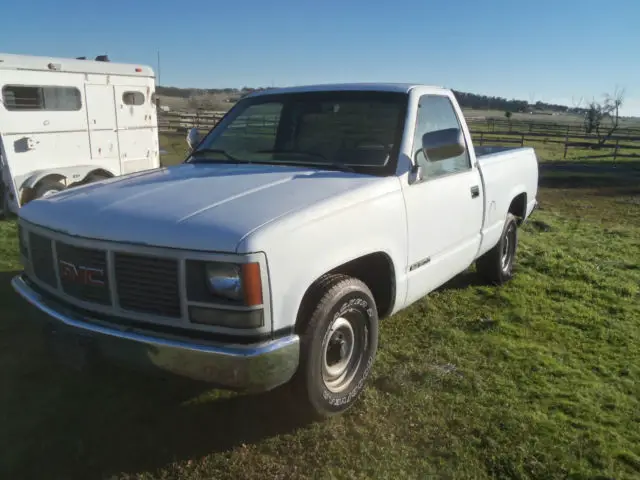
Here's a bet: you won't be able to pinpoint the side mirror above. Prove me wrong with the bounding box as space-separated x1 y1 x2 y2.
408 163 424 184
186 127 201 150
421 127 466 162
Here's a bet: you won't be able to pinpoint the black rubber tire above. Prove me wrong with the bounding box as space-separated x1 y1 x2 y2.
292 274 379 419
87 173 111 183
476 213 519 285
0 184 6 219
34 179 65 199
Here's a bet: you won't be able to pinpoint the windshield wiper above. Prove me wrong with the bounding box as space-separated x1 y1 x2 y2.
254 149 328 161
190 148 245 164
253 149 356 173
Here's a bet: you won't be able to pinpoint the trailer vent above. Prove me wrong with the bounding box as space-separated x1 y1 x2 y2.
95 55 110 62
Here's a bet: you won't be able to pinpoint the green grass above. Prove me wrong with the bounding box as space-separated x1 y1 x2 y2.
1 133 639 479
159 132 189 166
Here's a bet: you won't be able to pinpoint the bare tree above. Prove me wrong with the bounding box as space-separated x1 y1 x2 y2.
583 87 625 146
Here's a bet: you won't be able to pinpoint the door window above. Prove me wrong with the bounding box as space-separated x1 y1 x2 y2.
412 95 470 179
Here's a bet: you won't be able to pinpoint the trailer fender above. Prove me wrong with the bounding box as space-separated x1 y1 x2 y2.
18 165 117 204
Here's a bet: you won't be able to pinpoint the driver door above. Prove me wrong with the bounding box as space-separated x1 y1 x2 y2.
402 94 484 306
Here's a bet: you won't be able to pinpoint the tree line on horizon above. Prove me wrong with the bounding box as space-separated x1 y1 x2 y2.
156 85 585 114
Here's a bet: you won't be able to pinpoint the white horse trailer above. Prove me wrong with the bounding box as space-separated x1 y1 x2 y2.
0 53 160 215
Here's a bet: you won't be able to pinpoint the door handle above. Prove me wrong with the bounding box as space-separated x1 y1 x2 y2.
470 185 480 198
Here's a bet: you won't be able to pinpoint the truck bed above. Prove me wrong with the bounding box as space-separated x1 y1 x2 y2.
474 145 527 158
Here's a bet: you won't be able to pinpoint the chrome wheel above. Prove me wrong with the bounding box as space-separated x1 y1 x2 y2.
39 188 62 199
501 223 517 271
321 315 365 393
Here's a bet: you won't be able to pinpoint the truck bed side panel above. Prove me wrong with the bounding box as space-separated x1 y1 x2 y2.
475 146 539 258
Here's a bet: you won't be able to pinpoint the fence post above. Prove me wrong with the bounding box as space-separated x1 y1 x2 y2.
479 132 484 146
614 138 619 162
521 133 525 147
563 141 568 159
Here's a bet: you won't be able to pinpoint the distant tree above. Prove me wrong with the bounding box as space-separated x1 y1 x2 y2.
583 87 625 146
160 85 574 116
504 111 512 120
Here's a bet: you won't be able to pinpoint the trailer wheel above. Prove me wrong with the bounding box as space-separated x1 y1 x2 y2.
34 179 65 200
87 172 111 183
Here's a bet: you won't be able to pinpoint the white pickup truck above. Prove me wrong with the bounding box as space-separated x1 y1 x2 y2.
11 83 538 418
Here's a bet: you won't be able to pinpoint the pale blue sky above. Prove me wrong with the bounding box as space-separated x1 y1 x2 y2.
2 0 638 115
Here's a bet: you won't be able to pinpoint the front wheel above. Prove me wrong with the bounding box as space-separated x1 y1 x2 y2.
293 274 379 419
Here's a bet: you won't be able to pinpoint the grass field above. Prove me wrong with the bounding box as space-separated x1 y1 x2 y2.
1 127 639 479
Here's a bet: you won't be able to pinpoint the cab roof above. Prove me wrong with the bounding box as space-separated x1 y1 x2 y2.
247 82 448 97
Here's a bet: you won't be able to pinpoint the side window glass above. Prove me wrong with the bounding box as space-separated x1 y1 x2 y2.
122 91 145 106
412 95 470 179
2 85 82 111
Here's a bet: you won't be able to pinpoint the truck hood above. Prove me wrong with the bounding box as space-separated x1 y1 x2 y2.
19 163 389 252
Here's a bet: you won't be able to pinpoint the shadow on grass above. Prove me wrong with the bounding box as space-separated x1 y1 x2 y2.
0 270 311 480
540 159 640 170
435 270 485 292
539 161 640 195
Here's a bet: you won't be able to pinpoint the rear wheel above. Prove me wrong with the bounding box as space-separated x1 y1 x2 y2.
476 213 519 285
34 179 65 200
86 172 111 183
293 274 379 419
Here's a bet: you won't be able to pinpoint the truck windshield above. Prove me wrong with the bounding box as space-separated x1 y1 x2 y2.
188 90 408 176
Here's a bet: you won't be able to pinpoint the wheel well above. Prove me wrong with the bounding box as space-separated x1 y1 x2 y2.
38 173 66 186
68 169 114 188
509 193 527 225
298 253 396 326
87 168 114 180
21 174 66 204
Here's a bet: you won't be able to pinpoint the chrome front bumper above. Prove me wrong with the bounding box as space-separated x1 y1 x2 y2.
11 274 300 392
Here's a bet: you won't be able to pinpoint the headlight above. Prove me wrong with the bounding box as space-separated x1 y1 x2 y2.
203 261 263 306
205 263 243 301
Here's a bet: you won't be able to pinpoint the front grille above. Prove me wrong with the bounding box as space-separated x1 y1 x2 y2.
56 242 111 305
29 232 56 287
114 253 181 318
24 227 184 319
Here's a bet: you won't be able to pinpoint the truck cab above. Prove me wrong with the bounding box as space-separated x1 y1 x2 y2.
0 52 160 215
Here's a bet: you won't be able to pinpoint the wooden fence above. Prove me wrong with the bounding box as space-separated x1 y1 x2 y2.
158 110 226 132
471 130 640 160
468 117 640 138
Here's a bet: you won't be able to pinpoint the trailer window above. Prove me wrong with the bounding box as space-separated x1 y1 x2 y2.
122 91 145 106
2 85 82 111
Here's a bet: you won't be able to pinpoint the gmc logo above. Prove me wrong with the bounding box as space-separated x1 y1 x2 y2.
59 260 105 287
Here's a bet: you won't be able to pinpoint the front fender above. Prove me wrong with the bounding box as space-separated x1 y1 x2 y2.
239 185 409 333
